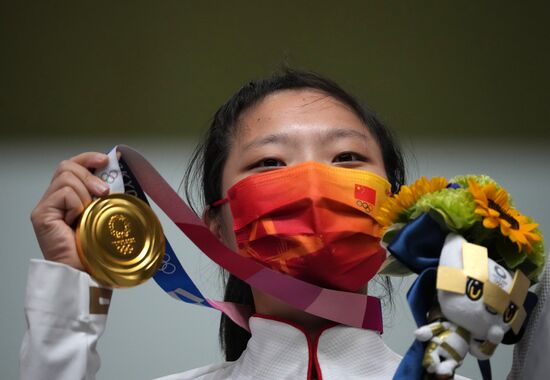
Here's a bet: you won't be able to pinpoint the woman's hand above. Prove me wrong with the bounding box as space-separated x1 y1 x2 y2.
30 152 111 270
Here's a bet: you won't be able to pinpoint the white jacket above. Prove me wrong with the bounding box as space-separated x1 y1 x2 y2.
158 314 403 380
21 258 548 379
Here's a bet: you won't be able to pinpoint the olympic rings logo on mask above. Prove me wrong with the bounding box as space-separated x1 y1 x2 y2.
355 199 373 212
158 253 176 275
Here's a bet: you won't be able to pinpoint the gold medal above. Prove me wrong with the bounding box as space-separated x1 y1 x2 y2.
76 193 165 288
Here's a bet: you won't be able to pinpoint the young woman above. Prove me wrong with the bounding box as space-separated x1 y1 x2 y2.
21 70 542 379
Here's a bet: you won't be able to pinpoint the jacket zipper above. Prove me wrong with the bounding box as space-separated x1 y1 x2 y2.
252 314 334 380
308 331 323 380
307 324 336 380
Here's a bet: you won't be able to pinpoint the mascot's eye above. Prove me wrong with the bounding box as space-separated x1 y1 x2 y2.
466 278 483 301
503 303 518 323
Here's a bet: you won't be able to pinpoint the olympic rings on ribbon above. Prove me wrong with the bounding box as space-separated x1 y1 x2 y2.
100 170 119 184
159 253 176 275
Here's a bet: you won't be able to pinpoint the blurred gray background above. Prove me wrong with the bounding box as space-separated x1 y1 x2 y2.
1 2 549 379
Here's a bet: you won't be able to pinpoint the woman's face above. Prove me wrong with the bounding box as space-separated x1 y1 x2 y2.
213 89 386 247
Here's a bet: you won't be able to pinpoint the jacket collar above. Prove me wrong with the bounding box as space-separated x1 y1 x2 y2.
230 314 402 380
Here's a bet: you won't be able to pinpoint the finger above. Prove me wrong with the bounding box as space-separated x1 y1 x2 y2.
44 171 94 207
60 187 87 225
69 152 109 169
38 186 85 227
51 160 110 197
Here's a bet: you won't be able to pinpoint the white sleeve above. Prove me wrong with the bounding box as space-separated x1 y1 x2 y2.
508 253 550 379
20 259 112 380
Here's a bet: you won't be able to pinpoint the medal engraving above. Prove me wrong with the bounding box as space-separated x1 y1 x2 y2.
76 193 165 288
108 214 136 255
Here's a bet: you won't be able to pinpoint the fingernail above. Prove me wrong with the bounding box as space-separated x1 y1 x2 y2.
97 153 109 162
96 182 110 194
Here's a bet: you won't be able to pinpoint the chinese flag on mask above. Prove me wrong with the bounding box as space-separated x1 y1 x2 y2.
355 184 376 204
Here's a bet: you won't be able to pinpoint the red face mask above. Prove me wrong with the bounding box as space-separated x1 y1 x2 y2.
216 161 392 292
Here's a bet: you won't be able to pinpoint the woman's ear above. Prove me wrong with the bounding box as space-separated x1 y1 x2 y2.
203 205 238 251
203 207 224 240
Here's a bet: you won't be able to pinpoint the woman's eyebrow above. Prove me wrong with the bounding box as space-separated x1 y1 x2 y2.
321 128 371 143
242 133 293 152
242 128 370 152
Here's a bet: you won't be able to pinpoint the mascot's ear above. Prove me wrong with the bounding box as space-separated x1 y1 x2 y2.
502 291 538 345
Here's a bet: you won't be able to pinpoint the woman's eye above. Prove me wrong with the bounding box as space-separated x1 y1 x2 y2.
333 152 367 163
250 158 286 169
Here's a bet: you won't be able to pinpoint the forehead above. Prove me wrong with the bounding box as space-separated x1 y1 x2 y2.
232 89 372 142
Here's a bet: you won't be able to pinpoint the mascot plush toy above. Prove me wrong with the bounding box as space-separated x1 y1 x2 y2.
376 175 545 380
416 234 529 377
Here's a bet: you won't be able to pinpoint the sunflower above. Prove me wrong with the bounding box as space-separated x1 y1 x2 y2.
501 210 542 253
376 176 448 228
467 179 511 229
467 179 542 252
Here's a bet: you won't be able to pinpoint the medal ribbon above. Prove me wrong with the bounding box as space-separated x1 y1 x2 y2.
96 145 383 333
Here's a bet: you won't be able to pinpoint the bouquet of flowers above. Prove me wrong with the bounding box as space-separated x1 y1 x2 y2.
377 175 544 281
377 175 545 380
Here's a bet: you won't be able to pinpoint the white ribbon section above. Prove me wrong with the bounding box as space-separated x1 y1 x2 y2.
94 147 124 194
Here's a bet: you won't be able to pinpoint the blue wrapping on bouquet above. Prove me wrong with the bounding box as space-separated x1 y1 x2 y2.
388 213 448 380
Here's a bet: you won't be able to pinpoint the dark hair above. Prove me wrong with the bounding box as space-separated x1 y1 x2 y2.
183 69 406 361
